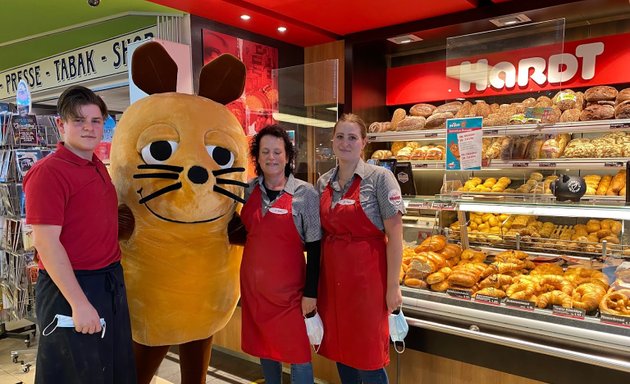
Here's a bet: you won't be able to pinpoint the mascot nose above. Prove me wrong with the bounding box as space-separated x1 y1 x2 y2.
187 166 209 184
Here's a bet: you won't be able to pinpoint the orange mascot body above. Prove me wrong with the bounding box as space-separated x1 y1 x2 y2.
109 41 247 384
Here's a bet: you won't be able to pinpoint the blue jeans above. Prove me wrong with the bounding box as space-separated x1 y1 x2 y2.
260 358 314 384
336 362 389 384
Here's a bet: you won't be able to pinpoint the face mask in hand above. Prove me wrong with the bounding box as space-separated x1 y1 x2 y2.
304 311 324 353
389 308 409 353
42 314 107 339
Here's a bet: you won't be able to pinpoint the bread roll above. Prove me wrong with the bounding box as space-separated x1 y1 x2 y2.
553 89 578 111
471 101 492 117
528 138 544 159
596 175 612 195
391 142 406 156
584 86 618 102
390 108 407 130
410 103 436 118
535 96 553 108
560 108 580 122
371 150 393 160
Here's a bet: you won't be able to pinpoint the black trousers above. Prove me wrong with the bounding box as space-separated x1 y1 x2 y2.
35 262 137 384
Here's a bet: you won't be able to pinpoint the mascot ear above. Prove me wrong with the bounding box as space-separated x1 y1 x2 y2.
131 41 178 95
198 54 246 105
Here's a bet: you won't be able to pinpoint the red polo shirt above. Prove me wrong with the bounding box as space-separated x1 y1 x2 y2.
24 143 121 270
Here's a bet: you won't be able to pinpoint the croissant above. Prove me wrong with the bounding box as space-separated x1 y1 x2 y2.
440 244 463 259
474 287 506 298
447 270 480 288
479 274 514 289
495 250 529 261
572 283 606 312
490 262 523 275
530 263 563 276
539 275 575 295
460 249 487 263
537 290 573 309
506 281 537 299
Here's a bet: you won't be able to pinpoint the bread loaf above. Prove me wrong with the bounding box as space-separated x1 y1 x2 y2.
425 112 453 128
616 88 630 104
553 90 578 110
454 101 473 118
390 108 407 130
580 104 615 120
615 100 630 119
409 103 436 118
535 96 554 108
584 86 618 102
434 101 462 115
396 116 426 131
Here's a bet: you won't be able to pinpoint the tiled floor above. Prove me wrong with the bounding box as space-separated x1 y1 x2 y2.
0 321 288 384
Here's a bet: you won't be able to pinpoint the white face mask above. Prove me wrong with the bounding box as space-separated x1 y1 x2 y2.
42 314 107 339
389 308 409 353
304 312 324 353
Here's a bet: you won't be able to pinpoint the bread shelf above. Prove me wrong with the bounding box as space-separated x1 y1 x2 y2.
483 158 628 170
367 128 445 142
456 199 630 220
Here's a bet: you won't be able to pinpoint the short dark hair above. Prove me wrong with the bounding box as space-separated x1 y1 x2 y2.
250 124 295 177
57 85 108 120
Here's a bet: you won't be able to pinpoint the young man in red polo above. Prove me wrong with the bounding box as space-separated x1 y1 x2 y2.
24 85 136 383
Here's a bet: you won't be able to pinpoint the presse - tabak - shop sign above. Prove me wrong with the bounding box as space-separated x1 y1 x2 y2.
387 32 630 105
0 26 157 101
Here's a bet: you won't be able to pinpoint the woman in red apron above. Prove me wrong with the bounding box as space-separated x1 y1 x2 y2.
317 114 404 384
240 125 322 384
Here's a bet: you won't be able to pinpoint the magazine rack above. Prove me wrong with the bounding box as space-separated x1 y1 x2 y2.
0 110 59 344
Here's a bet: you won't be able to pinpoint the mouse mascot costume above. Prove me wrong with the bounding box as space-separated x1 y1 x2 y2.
110 41 248 384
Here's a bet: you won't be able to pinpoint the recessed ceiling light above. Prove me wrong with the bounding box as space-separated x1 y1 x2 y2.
240 14 251 21
387 34 423 45
489 14 531 27
277 26 287 33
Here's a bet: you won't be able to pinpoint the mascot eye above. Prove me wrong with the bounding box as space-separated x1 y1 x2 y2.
141 141 179 164
206 145 234 169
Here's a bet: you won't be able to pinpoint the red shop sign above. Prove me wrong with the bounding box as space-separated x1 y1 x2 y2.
387 32 630 105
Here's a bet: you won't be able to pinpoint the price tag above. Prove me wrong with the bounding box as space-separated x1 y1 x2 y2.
505 298 535 311
446 288 472 300
600 313 630 327
610 123 630 129
474 294 501 306
512 162 529 168
552 306 585 320
484 130 499 136
539 162 556 168
414 163 428 169
604 162 624 167
424 132 438 138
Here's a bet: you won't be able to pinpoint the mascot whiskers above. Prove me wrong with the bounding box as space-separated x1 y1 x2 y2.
110 41 247 384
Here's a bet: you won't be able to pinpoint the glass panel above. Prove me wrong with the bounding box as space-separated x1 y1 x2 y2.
272 60 338 183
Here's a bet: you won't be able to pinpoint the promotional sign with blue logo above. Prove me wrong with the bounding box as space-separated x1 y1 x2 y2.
445 117 483 171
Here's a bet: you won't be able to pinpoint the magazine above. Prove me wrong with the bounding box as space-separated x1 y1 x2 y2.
15 149 43 180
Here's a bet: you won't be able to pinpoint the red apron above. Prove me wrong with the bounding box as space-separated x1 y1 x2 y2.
240 185 311 363
319 177 389 370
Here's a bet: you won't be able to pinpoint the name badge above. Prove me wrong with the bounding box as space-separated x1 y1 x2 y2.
338 199 356 206
268 207 288 215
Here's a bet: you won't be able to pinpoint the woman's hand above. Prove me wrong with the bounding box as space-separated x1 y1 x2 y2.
302 297 317 316
386 285 403 313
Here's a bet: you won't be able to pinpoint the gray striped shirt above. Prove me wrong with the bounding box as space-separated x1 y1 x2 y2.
317 160 405 231
245 174 321 242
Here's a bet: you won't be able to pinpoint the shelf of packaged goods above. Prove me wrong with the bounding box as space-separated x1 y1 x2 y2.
367 129 445 142
403 197 457 211
456 199 630 220
402 288 630 373
448 192 624 204
484 157 629 170
409 160 445 170
482 118 630 137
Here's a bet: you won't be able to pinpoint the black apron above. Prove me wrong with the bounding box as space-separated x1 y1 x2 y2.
35 262 136 384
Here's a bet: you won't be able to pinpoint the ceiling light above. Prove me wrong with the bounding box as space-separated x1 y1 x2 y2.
387 34 423 45
277 26 287 33
240 14 251 21
489 14 531 27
